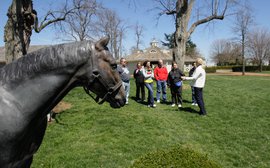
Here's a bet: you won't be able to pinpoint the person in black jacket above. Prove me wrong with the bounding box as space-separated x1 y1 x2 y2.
189 62 197 106
167 61 185 108
133 62 145 102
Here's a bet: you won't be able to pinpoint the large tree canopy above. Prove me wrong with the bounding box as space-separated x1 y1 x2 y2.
4 0 86 63
153 0 237 70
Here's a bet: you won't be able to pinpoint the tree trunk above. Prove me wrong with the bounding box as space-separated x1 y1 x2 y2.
166 0 229 71
113 33 118 59
173 0 189 71
4 0 35 64
241 32 245 75
174 34 187 72
259 60 263 72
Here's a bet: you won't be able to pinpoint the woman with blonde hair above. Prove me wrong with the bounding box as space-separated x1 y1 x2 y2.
182 58 207 115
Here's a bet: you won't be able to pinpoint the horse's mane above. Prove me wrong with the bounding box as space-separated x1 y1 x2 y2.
0 41 93 84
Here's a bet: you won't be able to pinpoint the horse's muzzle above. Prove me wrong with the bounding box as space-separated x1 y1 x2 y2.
108 86 126 108
109 93 126 108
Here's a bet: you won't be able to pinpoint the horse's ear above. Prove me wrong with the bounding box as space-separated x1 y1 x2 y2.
95 36 110 51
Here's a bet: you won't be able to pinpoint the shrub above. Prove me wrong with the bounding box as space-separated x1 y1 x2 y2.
215 66 234 70
263 66 270 71
205 67 217 73
130 146 221 168
232 66 270 72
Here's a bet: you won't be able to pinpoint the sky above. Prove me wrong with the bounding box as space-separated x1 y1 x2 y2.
1 0 270 64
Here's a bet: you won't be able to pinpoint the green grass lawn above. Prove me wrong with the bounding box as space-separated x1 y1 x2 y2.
31 75 270 168
259 71 270 74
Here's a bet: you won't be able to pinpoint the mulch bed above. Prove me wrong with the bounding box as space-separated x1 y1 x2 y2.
52 101 72 113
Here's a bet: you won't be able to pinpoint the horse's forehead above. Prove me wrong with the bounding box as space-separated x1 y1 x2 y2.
73 41 113 63
87 45 113 62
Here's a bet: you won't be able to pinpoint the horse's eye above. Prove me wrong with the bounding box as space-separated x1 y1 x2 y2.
111 64 117 70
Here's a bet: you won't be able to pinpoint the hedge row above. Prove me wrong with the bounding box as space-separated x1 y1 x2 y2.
130 146 221 168
232 66 270 72
215 66 235 70
205 67 217 73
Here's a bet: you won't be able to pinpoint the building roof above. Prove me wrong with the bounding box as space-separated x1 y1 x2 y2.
125 45 172 62
125 39 197 63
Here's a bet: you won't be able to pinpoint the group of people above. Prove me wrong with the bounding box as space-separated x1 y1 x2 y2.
117 57 207 116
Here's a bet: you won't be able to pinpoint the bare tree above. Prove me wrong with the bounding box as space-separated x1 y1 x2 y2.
56 0 101 42
151 0 237 71
210 39 228 65
247 28 270 72
232 1 254 75
210 39 241 65
134 22 144 50
95 8 128 59
3 0 82 63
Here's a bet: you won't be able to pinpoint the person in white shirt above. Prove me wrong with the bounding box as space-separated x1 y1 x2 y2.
182 58 207 115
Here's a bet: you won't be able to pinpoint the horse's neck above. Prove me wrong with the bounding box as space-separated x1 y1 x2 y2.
4 68 76 118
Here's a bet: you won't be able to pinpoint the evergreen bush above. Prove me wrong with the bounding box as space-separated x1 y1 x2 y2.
232 66 270 72
205 67 217 73
130 146 221 168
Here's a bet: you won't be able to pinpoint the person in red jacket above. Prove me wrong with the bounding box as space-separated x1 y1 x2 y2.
154 59 168 103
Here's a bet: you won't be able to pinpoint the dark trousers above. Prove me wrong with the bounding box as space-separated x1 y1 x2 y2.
170 85 182 105
135 82 145 101
194 87 207 115
191 86 197 104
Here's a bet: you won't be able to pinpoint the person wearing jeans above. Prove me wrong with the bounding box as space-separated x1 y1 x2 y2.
194 87 205 114
117 58 130 104
145 82 154 107
143 61 156 108
154 59 168 103
182 58 207 116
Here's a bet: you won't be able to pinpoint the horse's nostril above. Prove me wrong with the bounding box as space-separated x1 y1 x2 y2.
108 88 114 93
93 70 99 76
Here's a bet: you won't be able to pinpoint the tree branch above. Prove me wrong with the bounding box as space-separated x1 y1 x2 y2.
188 14 224 37
33 5 81 33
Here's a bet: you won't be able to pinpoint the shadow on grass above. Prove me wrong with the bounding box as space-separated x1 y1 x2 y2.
51 112 68 125
180 107 199 115
130 96 148 105
183 99 192 104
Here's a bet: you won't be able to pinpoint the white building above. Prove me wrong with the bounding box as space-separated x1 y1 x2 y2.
125 39 197 73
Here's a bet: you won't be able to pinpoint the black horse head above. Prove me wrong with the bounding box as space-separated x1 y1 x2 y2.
0 37 125 167
79 37 126 107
